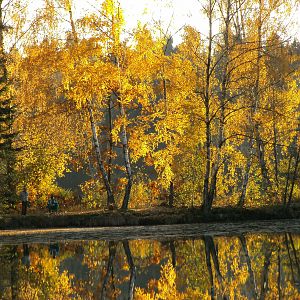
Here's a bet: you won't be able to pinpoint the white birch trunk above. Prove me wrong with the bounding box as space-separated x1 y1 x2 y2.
88 104 115 207
119 103 133 210
203 0 214 213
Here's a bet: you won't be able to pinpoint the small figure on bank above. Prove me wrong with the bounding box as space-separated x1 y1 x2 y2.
20 186 29 216
47 194 59 213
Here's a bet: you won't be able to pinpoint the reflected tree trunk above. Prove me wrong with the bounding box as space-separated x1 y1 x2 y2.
122 241 136 300
277 248 282 300
100 242 117 300
288 233 300 282
285 233 296 284
204 236 223 299
239 235 258 299
10 246 18 300
259 246 272 300
111 264 116 293
204 238 215 299
169 241 177 268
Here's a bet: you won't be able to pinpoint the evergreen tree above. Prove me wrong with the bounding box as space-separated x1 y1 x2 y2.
0 0 17 208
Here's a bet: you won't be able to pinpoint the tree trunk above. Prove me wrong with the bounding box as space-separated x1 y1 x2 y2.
283 154 292 205
254 0 271 192
238 0 246 40
88 104 115 208
114 54 133 210
272 91 279 187
0 0 17 206
168 181 174 207
119 103 133 210
203 0 214 213
66 0 78 44
256 131 270 190
163 77 168 115
162 69 175 207
238 138 254 207
209 0 231 204
203 118 212 212
203 0 233 211
208 164 218 209
108 96 113 185
287 146 300 207
239 0 269 205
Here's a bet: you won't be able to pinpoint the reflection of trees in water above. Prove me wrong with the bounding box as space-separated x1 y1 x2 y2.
239 235 258 299
122 241 136 300
100 241 117 300
285 233 300 288
0 246 19 299
100 241 136 300
203 235 223 299
1 234 300 298
0 244 75 299
259 241 273 300
169 241 176 268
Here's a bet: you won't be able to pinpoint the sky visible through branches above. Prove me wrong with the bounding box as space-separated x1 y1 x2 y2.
24 0 300 45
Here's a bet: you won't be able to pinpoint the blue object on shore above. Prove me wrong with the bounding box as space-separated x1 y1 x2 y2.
47 197 59 212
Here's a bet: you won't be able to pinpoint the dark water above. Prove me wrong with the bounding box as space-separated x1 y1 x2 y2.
1 220 300 299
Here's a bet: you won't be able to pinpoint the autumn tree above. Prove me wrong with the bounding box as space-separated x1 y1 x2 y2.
6 0 300 211
0 0 29 208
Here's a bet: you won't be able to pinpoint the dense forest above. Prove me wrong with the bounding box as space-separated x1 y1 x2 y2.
1 0 300 212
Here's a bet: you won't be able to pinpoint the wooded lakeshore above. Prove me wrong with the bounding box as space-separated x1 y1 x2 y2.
1 0 300 217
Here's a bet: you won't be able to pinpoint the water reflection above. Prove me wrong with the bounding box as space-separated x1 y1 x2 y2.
49 243 59 259
0 233 300 299
21 244 30 268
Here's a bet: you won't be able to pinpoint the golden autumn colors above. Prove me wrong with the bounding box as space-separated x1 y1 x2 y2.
2 233 300 299
1 0 300 213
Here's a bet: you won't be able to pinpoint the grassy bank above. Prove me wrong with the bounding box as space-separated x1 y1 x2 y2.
1 205 300 230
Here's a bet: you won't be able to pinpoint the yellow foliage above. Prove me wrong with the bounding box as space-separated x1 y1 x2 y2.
135 260 184 300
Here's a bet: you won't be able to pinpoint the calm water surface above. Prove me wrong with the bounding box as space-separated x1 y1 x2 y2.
1 221 300 299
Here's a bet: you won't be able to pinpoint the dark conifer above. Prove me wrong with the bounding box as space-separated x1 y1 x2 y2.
0 1 17 208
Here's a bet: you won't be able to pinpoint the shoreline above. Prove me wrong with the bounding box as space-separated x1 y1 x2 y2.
1 218 300 245
0 205 299 231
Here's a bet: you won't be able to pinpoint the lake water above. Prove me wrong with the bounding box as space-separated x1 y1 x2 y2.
1 220 300 299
